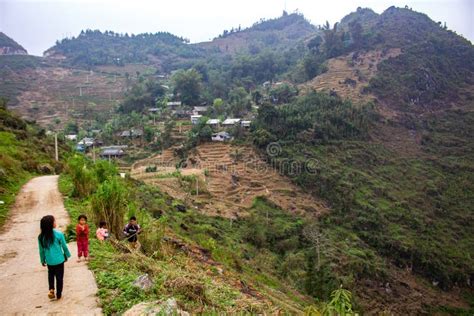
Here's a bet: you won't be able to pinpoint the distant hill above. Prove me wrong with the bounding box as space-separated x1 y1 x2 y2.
44 30 204 71
43 12 317 71
302 6 474 109
0 32 27 55
197 12 317 54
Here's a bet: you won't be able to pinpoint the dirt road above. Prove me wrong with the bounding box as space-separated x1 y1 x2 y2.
0 175 102 315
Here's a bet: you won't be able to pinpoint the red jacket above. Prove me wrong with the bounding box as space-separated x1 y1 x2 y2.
76 224 89 242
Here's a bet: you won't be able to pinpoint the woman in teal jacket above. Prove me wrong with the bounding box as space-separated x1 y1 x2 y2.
38 215 71 300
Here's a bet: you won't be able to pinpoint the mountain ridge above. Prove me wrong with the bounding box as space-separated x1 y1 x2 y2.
0 32 28 55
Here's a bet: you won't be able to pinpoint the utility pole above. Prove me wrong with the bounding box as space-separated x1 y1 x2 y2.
54 133 58 162
79 86 83 97
92 144 96 163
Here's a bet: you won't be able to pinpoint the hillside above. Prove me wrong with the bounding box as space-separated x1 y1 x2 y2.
0 98 64 225
303 6 474 109
368 7 474 109
0 32 27 55
198 12 317 54
44 13 316 69
251 6 474 314
131 142 328 218
44 30 204 71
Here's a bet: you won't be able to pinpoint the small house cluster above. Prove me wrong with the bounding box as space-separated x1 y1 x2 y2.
117 129 143 138
99 145 128 159
75 137 101 152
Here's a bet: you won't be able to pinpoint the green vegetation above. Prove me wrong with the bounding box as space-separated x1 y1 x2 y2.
46 30 202 68
0 98 63 226
254 91 377 143
171 69 203 106
118 77 165 113
368 7 474 108
60 158 345 314
253 89 474 310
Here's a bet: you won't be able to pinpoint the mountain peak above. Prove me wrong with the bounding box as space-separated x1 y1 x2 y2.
0 32 28 55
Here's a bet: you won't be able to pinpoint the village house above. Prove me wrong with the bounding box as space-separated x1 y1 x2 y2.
148 107 160 113
206 118 221 129
192 106 208 115
211 131 232 142
167 101 182 108
75 144 85 152
241 120 252 128
100 148 125 159
222 118 241 127
172 109 192 118
118 129 143 138
65 134 77 141
78 137 95 147
191 115 202 125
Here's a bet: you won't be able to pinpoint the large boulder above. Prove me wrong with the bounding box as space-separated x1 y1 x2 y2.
132 274 153 291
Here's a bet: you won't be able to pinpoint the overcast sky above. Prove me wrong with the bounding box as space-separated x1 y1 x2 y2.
0 0 472 56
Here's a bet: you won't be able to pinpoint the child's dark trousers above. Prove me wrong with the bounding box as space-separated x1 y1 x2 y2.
47 262 64 298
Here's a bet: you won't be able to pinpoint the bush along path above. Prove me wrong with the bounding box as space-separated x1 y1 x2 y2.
0 175 102 315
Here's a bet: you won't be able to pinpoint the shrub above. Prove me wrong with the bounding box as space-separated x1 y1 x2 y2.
324 287 356 316
67 155 96 198
139 219 165 257
91 178 127 238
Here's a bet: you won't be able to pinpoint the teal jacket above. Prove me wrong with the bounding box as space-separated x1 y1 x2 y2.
38 229 71 266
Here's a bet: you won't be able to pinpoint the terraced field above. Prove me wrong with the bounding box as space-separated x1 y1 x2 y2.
303 48 401 104
131 142 327 218
4 65 127 127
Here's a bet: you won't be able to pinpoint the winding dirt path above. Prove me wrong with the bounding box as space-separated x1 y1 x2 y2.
0 176 102 315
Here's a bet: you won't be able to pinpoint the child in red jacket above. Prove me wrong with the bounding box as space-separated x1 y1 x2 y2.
76 214 89 262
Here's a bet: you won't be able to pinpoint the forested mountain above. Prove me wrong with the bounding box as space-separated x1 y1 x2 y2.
43 12 316 73
44 30 203 70
0 32 27 55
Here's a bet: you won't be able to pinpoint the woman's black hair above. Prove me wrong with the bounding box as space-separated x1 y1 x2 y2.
99 221 106 228
130 216 137 221
78 214 87 221
39 215 55 249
